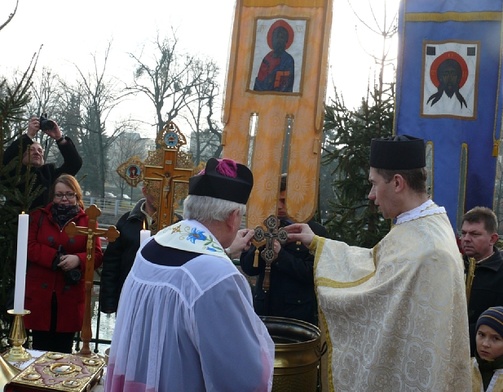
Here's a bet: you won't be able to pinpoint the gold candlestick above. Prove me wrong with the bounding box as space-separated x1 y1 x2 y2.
5 310 31 362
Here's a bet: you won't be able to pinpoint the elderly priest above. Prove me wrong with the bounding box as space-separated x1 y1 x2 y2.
105 158 274 392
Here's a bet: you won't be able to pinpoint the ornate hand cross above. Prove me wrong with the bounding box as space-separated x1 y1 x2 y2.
65 204 120 356
253 215 288 292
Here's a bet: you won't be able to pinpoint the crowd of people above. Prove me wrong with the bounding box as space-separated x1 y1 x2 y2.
3 115 503 391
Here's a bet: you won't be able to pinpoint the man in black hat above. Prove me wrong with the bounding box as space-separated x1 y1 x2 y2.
285 135 471 391
105 158 274 392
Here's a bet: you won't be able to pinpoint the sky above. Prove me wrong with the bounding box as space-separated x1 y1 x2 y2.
0 0 399 137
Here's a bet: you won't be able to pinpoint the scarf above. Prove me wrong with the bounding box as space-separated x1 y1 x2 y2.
51 203 80 228
477 354 503 390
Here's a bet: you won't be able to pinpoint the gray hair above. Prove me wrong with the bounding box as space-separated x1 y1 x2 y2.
183 195 246 222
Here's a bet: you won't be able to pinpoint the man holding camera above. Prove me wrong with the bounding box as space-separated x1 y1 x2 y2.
3 115 82 210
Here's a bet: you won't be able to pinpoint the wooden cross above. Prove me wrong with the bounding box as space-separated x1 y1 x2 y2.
143 149 193 232
65 204 120 356
252 215 288 292
143 122 194 231
116 122 193 234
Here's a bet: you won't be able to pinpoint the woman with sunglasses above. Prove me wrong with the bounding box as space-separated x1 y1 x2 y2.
25 174 103 353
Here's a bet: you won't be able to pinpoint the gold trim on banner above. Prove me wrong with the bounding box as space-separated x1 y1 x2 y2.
244 0 324 7
405 11 502 22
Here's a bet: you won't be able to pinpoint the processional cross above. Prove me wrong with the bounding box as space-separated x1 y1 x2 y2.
65 204 120 356
116 122 194 233
252 215 288 292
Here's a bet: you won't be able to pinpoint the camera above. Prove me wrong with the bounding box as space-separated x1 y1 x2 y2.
39 113 55 132
52 245 82 286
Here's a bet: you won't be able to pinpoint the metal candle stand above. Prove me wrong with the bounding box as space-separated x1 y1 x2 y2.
5 309 31 362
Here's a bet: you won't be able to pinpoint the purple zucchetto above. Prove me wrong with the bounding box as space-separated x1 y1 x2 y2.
370 135 426 170
188 158 253 204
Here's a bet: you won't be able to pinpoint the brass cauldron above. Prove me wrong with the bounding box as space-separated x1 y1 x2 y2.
261 316 322 392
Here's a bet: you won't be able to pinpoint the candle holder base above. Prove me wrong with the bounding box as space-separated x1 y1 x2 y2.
6 310 31 362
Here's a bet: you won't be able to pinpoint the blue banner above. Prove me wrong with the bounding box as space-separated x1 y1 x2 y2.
395 0 503 230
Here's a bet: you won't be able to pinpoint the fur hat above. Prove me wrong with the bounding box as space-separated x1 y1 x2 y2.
370 135 426 170
476 306 503 337
188 158 253 204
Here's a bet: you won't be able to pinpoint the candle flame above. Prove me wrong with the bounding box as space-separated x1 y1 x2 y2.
143 220 146 230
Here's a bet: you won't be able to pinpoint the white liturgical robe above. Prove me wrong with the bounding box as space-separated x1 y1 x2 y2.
313 200 471 391
105 220 275 392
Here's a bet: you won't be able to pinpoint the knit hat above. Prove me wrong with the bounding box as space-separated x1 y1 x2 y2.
476 307 503 337
188 158 253 204
370 135 426 170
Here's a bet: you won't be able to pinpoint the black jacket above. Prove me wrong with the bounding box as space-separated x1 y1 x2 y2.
240 219 328 325
466 247 503 355
99 199 148 313
3 134 82 210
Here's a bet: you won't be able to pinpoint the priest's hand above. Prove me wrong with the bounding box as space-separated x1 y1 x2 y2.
227 228 255 259
273 239 282 257
284 223 315 247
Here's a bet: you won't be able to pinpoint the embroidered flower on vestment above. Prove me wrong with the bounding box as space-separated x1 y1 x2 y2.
187 228 207 244
177 224 225 254
405 343 433 385
202 234 223 253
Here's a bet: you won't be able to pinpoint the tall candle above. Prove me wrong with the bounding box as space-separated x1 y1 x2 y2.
14 213 29 314
140 229 151 244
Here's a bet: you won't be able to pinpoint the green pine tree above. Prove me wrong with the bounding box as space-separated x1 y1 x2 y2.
0 59 41 349
322 83 394 247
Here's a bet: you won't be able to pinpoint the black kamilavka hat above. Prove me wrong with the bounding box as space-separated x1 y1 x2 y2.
189 158 253 204
370 135 426 170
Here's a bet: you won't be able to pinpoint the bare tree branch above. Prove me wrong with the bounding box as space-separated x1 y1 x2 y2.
0 0 19 32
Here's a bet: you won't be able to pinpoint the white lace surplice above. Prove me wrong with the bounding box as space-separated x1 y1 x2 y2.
105 220 275 392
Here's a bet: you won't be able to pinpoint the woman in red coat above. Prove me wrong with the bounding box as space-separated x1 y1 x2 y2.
25 174 103 353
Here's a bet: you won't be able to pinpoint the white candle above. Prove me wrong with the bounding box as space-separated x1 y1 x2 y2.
14 213 29 314
140 229 151 244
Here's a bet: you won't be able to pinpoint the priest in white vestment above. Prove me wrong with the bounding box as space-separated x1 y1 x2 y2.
105 158 275 392
286 135 471 392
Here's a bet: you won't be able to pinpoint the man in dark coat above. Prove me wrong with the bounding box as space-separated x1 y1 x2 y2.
99 185 157 313
3 115 82 210
461 206 503 355
240 174 327 325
